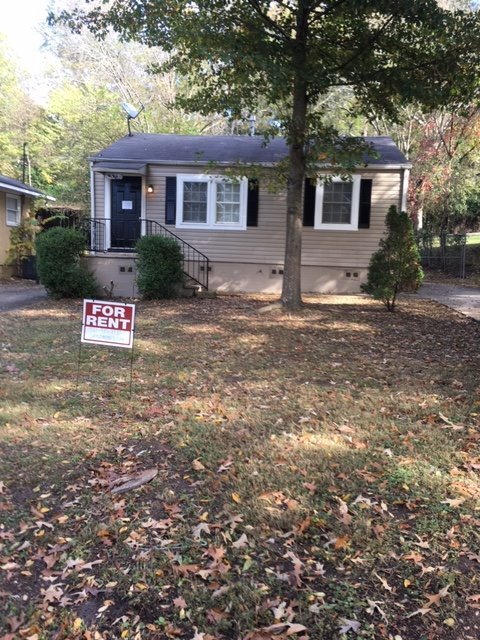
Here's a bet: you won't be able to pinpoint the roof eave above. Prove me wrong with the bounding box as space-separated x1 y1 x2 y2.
0 182 46 198
90 158 412 170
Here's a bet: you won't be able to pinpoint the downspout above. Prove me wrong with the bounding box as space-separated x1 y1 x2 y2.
89 162 95 252
400 167 410 214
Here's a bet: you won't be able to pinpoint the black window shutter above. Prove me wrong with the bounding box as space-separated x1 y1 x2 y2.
358 179 372 229
165 176 176 225
247 179 259 227
303 178 316 226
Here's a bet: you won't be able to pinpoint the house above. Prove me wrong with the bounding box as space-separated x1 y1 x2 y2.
0 175 45 278
87 134 411 296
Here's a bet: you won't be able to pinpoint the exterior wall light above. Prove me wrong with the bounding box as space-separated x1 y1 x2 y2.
147 184 154 194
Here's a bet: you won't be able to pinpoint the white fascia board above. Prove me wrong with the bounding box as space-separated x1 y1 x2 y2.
0 182 45 198
89 158 412 170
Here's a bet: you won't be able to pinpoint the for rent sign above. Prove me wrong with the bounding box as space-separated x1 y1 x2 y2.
81 300 136 348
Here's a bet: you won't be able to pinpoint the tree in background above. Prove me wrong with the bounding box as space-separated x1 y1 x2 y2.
42 25 229 137
361 207 424 312
54 1 480 308
0 14 231 207
0 37 41 179
408 108 480 232
29 82 126 205
29 25 231 206
369 103 480 232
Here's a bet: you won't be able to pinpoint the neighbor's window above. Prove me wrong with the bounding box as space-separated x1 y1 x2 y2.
6 195 21 226
314 176 361 230
177 175 247 230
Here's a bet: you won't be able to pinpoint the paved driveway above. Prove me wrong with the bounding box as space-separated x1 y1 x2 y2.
0 281 47 312
415 282 480 321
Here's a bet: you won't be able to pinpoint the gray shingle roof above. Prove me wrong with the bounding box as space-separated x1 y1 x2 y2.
0 174 45 197
91 134 410 167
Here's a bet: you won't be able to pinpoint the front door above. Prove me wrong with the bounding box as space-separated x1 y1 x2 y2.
111 176 142 249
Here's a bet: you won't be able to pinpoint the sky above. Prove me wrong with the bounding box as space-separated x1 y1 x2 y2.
1 0 55 94
2 0 52 62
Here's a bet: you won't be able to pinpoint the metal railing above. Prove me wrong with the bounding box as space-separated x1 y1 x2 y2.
86 218 209 290
87 219 107 252
144 219 210 290
416 231 466 279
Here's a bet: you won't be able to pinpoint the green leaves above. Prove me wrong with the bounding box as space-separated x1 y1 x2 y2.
361 206 424 311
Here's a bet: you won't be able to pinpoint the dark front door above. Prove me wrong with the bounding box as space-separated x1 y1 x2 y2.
111 176 142 249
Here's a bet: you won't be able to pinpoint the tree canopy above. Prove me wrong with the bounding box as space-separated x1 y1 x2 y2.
53 0 480 307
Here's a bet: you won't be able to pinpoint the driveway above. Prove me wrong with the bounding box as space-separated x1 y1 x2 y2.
415 282 480 321
0 281 47 312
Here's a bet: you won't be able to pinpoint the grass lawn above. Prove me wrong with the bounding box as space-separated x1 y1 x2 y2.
1 294 479 640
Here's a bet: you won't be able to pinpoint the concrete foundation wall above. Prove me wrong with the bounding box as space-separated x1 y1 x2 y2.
84 254 367 297
83 254 139 298
0 264 15 279
210 262 366 294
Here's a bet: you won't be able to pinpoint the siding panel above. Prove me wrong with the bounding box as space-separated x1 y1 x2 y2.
99 166 402 268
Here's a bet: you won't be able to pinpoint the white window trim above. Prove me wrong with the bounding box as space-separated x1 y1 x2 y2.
176 174 248 231
6 194 21 227
314 176 361 231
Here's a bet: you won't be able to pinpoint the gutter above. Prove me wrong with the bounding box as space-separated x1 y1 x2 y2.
0 181 46 198
89 157 412 170
90 161 95 220
400 168 410 212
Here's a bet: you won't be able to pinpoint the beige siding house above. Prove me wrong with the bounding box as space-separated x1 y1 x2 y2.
87 134 410 296
0 175 45 278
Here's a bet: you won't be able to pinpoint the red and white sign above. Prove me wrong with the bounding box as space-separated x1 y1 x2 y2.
81 300 136 349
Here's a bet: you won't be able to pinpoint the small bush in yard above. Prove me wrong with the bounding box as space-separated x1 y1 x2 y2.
36 227 97 298
361 206 423 312
136 235 184 299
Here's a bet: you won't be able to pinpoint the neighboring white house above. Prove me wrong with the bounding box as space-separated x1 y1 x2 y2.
86 134 410 297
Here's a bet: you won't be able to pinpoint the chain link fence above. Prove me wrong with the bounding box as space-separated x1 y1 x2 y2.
416 231 467 278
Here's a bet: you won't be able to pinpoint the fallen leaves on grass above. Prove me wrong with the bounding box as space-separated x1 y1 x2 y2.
1 295 480 639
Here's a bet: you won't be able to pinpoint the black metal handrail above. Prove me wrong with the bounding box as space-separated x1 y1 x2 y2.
144 219 210 290
87 219 107 252
85 218 209 290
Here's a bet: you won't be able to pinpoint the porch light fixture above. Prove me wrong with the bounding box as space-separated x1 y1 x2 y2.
147 184 154 194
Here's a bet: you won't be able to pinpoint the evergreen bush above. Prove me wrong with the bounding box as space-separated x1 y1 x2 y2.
361 206 423 312
36 227 97 298
136 235 184 299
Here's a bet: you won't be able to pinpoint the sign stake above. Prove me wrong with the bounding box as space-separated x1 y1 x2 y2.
76 340 83 390
129 340 135 397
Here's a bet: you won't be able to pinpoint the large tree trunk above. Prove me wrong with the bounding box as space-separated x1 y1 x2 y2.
281 4 308 311
281 138 306 309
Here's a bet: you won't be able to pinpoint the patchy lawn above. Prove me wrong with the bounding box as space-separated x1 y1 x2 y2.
0 294 479 640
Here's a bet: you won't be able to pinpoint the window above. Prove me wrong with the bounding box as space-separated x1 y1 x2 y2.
6 195 21 226
314 176 361 230
176 175 248 230
183 181 208 223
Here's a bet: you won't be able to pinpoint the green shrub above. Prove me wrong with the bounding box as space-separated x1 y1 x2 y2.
136 235 184 299
361 206 423 312
36 227 97 299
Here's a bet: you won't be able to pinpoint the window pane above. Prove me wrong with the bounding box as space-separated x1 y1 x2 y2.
183 182 207 223
322 182 352 224
216 182 240 224
6 196 20 225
